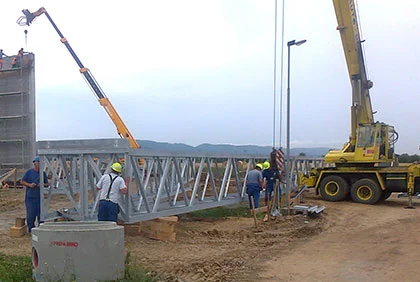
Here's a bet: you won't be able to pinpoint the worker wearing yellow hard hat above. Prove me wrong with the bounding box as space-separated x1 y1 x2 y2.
262 161 275 221
96 162 127 222
110 162 122 173
246 163 264 213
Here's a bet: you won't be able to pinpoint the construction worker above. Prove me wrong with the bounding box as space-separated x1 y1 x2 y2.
12 48 24 68
246 163 264 212
262 161 275 221
0 49 7 70
21 156 50 233
96 162 127 222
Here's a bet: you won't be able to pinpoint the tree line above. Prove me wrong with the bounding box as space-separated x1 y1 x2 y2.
397 154 420 163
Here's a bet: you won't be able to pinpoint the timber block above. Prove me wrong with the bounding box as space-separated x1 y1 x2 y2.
156 216 178 224
15 217 26 227
140 216 178 242
147 222 175 233
10 225 27 238
146 230 176 242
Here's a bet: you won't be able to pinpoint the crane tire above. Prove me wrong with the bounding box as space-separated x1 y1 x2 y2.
350 178 381 205
319 175 349 202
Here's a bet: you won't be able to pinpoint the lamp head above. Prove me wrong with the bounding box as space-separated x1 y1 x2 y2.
287 39 307 47
295 39 307 46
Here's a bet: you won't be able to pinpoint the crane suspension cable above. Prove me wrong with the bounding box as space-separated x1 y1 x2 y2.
272 0 278 148
278 0 285 149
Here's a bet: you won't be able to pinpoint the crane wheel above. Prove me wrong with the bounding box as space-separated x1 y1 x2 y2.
319 175 349 202
350 178 381 204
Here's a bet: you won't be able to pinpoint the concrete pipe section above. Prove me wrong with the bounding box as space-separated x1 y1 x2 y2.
31 221 124 282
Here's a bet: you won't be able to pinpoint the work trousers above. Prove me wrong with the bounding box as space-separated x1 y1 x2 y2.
247 184 261 209
98 199 120 222
265 184 283 201
25 197 41 233
265 185 274 202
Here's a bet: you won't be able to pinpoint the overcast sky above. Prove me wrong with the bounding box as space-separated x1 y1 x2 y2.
1 0 419 154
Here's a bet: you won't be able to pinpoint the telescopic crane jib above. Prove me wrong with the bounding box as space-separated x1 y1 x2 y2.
17 7 140 149
323 0 398 165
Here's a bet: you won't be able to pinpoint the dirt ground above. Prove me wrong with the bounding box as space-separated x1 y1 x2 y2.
1 189 420 282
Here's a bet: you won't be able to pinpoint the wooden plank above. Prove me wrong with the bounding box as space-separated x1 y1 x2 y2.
156 216 178 224
141 221 175 233
253 206 267 213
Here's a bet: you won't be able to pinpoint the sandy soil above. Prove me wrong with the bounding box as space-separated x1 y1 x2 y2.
1 189 420 282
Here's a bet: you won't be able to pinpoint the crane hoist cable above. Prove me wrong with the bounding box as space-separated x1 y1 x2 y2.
272 0 278 149
279 0 285 150
272 0 286 150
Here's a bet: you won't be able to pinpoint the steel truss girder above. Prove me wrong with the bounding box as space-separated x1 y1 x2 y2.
37 139 324 223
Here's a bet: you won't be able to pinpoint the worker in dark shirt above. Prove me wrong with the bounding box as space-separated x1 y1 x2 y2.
262 161 276 221
21 157 50 233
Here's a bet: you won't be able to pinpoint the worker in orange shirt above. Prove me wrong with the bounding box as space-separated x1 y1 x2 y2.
12 48 25 68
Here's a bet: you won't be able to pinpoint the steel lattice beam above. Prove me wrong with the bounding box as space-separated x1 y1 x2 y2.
37 139 324 223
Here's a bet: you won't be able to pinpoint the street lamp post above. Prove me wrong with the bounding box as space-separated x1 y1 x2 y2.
285 39 306 214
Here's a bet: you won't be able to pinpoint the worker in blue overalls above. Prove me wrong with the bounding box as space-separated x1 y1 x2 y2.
21 157 50 233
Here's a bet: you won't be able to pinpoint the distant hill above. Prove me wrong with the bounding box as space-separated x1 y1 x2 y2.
139 140 330 157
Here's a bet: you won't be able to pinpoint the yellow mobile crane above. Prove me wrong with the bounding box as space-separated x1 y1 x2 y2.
300 0 420 205
18 7 140 149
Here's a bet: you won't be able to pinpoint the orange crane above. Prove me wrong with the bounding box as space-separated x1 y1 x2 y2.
18 7 140 149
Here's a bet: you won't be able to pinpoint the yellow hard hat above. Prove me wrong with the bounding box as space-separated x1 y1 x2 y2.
256 163 263 170
263 161 270 169
110 162 122 173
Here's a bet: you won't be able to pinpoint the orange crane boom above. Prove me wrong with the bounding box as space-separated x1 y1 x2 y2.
18 7 140 149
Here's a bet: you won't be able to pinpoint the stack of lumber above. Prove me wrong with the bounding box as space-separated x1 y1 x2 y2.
139 216 178 242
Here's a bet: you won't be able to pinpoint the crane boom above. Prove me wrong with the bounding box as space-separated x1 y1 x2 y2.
323 0 397 165
18 7 140 149
332 0 374 143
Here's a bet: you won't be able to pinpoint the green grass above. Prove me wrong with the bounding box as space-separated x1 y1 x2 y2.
0 253 34 282
0 252 158 282
117 252 158 282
